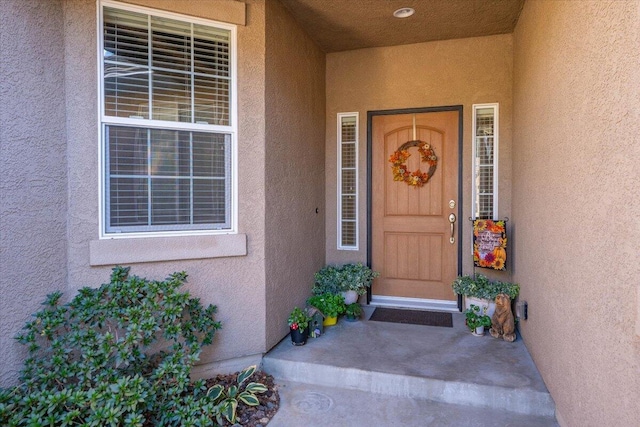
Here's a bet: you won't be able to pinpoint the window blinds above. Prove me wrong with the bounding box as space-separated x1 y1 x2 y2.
103 6 231 125
102 4 233 234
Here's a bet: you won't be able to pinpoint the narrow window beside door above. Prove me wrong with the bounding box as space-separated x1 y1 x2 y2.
472 104 499 220
337 113 358 250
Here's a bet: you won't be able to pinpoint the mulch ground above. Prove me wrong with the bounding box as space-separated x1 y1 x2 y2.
204 370 280 427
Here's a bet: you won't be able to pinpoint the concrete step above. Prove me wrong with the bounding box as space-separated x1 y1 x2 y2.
263 355 555 418
268 380 559 427
262 309 556 419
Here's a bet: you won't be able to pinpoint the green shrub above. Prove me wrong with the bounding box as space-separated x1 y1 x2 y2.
312 265 343 295
0 266 265 427
313 263 379 295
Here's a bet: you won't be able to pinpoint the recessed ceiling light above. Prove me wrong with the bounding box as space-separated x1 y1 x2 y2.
393 7 415 18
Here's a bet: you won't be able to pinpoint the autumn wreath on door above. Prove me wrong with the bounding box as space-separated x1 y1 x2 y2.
473 219 507 270
388 140 438 187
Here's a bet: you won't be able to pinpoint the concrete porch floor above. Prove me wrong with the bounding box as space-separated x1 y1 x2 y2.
263 306 558 426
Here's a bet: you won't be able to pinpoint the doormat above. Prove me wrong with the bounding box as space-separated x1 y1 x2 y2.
369 308 453 327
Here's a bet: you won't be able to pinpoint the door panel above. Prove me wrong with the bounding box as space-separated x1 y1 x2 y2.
372 111 459 301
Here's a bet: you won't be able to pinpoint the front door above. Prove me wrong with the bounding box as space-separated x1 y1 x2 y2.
371 109 460 304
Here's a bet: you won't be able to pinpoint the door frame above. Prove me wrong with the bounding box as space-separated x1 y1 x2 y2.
366 105 464 309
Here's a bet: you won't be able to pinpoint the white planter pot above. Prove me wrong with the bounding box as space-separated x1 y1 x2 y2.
465 296 496 318
341 290 359 305
474 326 485 336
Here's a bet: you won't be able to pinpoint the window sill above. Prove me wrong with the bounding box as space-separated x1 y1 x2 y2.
89 234 247 266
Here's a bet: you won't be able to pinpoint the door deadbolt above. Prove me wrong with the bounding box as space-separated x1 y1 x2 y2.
449 200 456 209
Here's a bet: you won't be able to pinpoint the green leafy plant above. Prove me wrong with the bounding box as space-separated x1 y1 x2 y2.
345 303 363 319
206 365 268 425
313 263 379 296
492 281 520 300
288 307 311 332
452 275 519 300
464 304 492 332
307 293 346 318
0 266 266 427
312 265 343 295
339 263 379 295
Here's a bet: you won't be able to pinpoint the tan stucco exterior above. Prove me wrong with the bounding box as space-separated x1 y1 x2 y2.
264 0 326 349
60 0 268 374
2 1 640 424
512 1 640 425
0 0 69 385
0 0 324 384
325 34 514 283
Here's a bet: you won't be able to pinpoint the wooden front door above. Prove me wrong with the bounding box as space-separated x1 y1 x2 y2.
371 110 459 302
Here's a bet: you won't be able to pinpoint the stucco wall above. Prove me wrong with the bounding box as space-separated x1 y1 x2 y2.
0 0 69 385
512 1 640 425
0 0 266 383
264 0 326 349
61 0 267 369
325 35 513 282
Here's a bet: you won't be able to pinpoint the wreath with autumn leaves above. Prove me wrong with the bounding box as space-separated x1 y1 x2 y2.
388 140 438 187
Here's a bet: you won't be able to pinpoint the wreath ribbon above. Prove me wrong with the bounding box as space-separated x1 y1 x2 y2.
388 140 438 187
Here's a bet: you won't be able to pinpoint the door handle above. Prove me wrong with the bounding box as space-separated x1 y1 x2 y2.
449 213 456 244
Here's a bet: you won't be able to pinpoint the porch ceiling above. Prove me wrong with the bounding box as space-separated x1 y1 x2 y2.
279 0 525 53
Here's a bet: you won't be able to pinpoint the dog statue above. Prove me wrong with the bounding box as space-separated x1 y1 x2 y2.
489 293 516 342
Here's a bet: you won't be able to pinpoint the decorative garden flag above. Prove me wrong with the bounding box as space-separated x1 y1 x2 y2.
473 219 507 270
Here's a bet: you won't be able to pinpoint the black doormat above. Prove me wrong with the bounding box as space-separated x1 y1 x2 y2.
369 308 453 327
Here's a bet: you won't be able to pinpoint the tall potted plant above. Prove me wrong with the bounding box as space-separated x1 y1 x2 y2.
313 263 379 304
339 263 379 304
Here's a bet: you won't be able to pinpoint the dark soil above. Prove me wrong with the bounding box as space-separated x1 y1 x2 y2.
204 370 280 427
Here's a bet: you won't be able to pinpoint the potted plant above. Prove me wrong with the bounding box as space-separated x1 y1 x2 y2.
344 303 363 322
313 263 379 304
464 304 492 336
288 307 311 346
312 265 343 295
492 280 520 300
339 263 379 304
452 275 519 317
307 293 346 326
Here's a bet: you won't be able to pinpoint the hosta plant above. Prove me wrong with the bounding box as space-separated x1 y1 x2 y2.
206 365 268 425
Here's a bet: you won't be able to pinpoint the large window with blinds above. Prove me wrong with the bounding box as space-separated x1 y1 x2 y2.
337 113 358 250
100 1 236 236
472 104 499 220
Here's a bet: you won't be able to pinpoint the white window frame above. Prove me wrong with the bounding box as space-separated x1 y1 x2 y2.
471 103 499 220
337 112 359 250
97 0 238 239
